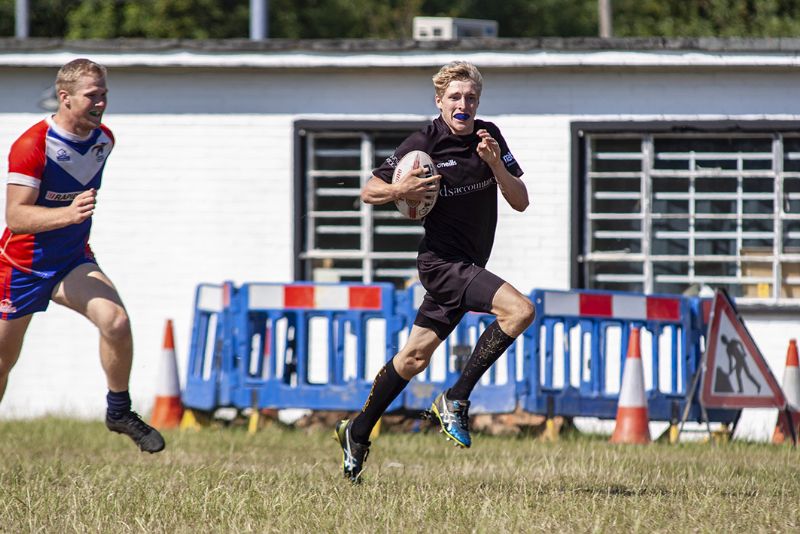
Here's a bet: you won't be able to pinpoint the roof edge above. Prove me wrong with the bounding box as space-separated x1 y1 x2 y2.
4 36 800 53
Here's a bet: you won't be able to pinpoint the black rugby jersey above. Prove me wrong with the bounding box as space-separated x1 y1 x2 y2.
373 116 523 267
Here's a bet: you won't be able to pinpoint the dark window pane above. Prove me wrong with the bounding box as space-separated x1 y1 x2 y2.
742 218 773 233
695 218 736 232
592 198 641 213
652 198 688 214
652 176 688 193
590 262 643 275
742 238 773 249
654 261 688 275
696 240 736 255
593 138 641 152
743 177 773 193
695 262 736 276
653 218 689 232
593 219 642 232
784 137 800 172
592 177 640 192
784 221 800 250
697 199 736 214
313 137 360 170
591 138 642 172
696 177 736 193
653 282 690 294
743 198 773 214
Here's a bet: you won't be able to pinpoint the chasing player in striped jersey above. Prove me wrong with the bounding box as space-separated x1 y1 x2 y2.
0 59 164 453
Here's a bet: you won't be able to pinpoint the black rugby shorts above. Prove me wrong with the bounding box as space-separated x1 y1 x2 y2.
413 253 506 340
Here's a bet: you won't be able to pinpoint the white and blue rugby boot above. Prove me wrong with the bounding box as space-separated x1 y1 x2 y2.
430 391 472 448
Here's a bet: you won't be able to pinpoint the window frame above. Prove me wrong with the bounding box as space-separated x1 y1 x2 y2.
571 120 800 308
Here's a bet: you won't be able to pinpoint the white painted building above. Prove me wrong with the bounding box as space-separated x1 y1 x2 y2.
1 37 799 440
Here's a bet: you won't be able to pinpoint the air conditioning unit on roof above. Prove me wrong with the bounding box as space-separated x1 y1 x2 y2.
413 17 498 40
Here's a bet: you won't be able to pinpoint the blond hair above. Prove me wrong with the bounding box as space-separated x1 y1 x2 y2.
55 58 107 95
432 61 483 98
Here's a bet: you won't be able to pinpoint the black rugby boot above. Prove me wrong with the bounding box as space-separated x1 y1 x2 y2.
106 411 166 453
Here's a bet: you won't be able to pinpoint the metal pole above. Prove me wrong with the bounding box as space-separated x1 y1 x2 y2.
15 0 29 39
598 0 612 38
250 0 269 40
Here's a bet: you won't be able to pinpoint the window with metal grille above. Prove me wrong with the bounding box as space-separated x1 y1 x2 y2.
576 123 800 304
294 121 427 286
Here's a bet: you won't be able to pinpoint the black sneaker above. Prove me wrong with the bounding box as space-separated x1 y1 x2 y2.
334 419 370 484
106 411 166 453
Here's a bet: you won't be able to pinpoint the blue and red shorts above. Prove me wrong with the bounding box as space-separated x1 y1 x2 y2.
0 255 98 320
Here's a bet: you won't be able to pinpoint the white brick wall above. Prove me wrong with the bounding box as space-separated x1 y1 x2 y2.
489 115 573 291
2 62 800 440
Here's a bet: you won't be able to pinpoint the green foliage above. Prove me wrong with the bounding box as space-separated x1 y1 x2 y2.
269 0 425 39
65 0 249 39
4 0 800 39
419 0 598 37
0 1 11 36
0 0 82 37
614 0 800 37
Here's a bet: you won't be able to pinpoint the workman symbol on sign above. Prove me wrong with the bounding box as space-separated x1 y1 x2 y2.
715 334 761 394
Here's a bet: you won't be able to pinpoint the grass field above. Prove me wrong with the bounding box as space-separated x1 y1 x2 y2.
1 417 798 533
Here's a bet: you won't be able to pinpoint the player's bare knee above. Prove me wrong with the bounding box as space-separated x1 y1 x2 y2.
396 349 431 377
517 296 535 329
499 296 535 336
0 349 21 376
99 310 131 343
401 357 429 377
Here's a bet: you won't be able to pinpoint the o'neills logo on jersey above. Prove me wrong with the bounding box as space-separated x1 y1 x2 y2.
439 177 496 198
436 159 457 168
385 155 399 168
45 190 83 202
0 299 17 314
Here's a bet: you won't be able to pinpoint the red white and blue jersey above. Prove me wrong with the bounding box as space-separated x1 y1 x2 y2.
1 116 114 279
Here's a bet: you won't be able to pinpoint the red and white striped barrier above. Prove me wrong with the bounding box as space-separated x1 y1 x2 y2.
247 284 383 310
542 291 681 322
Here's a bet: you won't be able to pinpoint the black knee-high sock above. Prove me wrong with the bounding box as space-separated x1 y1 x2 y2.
350 359 408 444
448 321 515 401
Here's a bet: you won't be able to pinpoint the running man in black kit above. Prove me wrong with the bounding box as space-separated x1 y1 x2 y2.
335 61 534 483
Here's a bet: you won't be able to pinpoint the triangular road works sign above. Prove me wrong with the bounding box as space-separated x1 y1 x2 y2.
701 290 786 409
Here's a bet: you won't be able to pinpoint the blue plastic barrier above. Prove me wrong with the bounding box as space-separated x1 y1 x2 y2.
227 282 403 412
181 282 737 426
182 282 235 411
522 289 736 424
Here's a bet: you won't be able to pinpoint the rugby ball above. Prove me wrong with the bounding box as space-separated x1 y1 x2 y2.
392 150 438 220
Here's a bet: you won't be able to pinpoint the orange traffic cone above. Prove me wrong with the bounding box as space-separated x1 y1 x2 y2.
151 319 184 429
610 327 651 444
772 339 800 444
